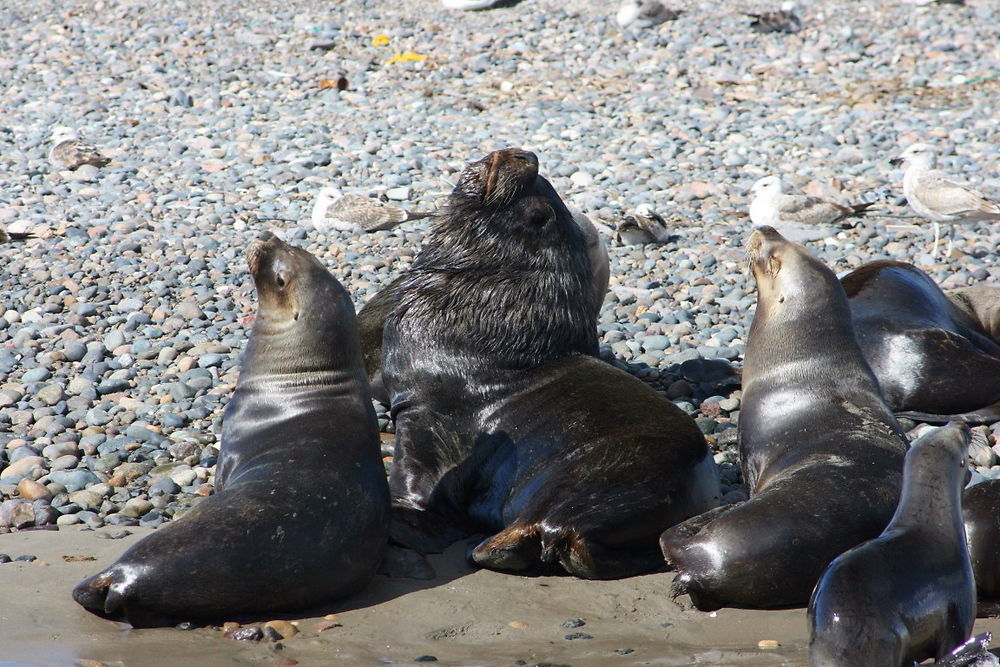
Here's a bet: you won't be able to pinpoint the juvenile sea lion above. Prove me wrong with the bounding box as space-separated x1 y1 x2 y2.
842 261 1000 423
809 423 974 666
72 232 390 627
381 148 719 578
660 226 907 610
357 201 609 405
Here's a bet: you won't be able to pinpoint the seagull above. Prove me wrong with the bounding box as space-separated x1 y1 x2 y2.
748 176 874 228
441 0 504 9
0 226 34 243
615 204 675 244
616 0 682 31
310 187 432 233
889 143 1000 254
48 127 110 170
745 1 802 33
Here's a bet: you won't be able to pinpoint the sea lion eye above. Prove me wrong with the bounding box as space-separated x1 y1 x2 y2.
276 275 286 288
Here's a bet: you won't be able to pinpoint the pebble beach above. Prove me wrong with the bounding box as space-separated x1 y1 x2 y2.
2 0 1000 662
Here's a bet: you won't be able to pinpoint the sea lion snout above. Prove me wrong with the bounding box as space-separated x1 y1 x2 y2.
246 231 283 277
746 226 785 279
453 148 541 206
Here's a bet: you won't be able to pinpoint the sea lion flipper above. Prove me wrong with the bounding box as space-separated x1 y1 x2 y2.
470 523 541 572
895 402 1000 426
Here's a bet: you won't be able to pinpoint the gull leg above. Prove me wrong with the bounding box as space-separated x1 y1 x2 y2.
932 222 941 257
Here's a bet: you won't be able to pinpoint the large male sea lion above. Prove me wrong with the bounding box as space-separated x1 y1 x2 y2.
660 226 907 610
357 205 609 405
809 423 975 666
73 232 390 627
842 261 1000 423
381 148 719 579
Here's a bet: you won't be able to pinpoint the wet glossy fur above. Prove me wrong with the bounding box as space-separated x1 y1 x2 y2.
72 234 390 626
382 149 719 578
660 227 907 610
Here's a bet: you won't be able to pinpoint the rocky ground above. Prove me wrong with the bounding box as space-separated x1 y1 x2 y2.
1 0 999 590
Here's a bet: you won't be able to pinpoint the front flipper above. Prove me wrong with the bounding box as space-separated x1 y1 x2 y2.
896 402 1000 426
471 522 666 579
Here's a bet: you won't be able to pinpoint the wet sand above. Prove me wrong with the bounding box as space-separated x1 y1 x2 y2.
2 527 999 666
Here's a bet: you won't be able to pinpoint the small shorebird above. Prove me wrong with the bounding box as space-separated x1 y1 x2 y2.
48 127 110 171
616 0 682 31
745 1 802 33
615 204 675 244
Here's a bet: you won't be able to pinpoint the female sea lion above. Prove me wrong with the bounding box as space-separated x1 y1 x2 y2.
963 480 1000 617
72 232 390 627
842 261 1000 423
809 423 974 666
660 226 907 610
357 203 609 405
949 285 1000 343
381 148 719 579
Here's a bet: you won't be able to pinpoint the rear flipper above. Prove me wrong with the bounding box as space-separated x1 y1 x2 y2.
936 632 996 667
73 568 174 628
896 402 1000 426
470 522 666 579
659 503 740 557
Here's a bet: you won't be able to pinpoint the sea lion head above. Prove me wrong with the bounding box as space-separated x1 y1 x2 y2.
745 226 845 321
244 231 361 375
907 422 969 479
393 149 597 367
419 148 588 275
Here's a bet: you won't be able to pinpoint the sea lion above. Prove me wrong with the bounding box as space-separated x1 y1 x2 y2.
660 226 907 610
381 148 719 579
963 479 1000 617
357 200 609 405
842 261 1000 423
809 423 974 666
72 232 390 627
949 285 1000 342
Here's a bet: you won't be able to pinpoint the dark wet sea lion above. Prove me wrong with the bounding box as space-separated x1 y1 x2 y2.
842 261 1000 423
809 423 974 666
72 232 390 627
357 201 610 405
660 226 907 610
963 479 1000 617
381 148 719 579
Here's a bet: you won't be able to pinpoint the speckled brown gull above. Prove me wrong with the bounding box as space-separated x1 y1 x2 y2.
48 127 110 171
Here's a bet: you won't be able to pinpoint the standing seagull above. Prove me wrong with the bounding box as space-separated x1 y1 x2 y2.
616 0 682 31
890 143 1000 254
311 187 432 233
48 127 110 170
749 176 873 228
745 1 802 33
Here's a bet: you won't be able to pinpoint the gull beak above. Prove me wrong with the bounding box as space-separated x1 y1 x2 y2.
888 157 903 167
